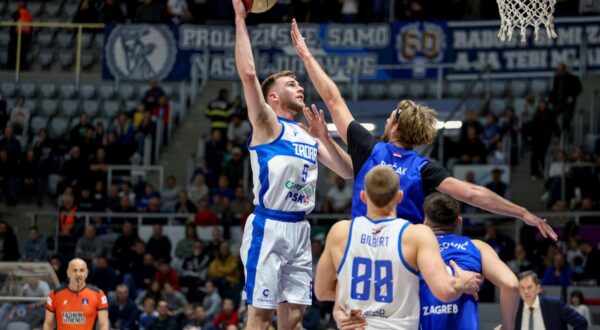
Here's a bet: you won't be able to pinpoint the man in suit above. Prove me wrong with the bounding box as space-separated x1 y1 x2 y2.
516 271 588 330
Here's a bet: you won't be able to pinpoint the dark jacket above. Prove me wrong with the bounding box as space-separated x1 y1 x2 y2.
549 72 582 107
108 300 138 330
515 295 588 330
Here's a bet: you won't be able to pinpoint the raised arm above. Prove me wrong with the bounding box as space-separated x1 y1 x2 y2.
233 0 279 144
473 240 519 330
291 19 355 144
406 225 481 302
437 177 557 240
299 105 353 179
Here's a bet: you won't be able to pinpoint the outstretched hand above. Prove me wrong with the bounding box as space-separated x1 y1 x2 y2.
232 0 248 19
291 18 312 60
298 104 330 141
450 260 481 301
522 212 557 241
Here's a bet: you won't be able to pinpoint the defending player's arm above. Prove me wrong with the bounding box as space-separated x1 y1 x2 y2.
291 19 355 144
472 240 519 330
436 177 557 240
233 0 279 143
97 309 109 330
407 224 481 302
315 220 350 301
42 309 55 330
299 105 353 179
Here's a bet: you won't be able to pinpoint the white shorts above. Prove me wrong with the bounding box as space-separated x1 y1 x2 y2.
240 206 313 309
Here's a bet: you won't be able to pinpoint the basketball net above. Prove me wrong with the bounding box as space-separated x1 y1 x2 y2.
496 0 558 43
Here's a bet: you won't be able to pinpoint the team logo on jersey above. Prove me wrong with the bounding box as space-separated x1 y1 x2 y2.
393 152 403 158
62 312 86 324
82 299 89 306
101 296 107 304
105 25 177 81
371 226 382 234
262 289 269 297
63 300 68 305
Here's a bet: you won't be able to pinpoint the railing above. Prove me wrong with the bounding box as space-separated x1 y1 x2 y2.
106 165 165 192
0 21 105 86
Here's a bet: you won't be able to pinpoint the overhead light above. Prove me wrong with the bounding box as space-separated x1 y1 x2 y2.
435 121 463 130
328 123 376 132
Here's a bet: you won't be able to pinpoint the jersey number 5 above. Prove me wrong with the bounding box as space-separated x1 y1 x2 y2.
350 257 393 303
301 164 309 182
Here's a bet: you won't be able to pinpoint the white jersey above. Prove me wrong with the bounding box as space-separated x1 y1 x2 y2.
337 216 420 330
249 117 318 214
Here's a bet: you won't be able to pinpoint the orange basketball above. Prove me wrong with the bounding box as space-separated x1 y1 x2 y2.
242 0 278 13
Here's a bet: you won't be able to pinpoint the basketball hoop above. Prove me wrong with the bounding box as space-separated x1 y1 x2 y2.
496 0 558 43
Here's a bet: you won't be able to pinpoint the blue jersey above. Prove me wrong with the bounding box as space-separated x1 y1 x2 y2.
351 142 429 223
419 234 482 330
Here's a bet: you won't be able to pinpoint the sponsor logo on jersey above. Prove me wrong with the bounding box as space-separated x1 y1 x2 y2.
439 241 469 252
284 180 314 195
363 309 386 317
422 304 459 316
293 143 317 162
285 191 310 205
62 312 86 324
372 226 382 234
380 160 407 175
262 289 270 297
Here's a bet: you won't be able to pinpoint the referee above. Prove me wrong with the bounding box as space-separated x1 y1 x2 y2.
43 258 109 330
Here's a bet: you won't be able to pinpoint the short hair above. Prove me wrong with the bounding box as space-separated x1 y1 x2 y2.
364 165 399 208
29 226 38 232
570 289 585 301
393 100 438 146
423 193 460 226
518 270 540 284
261 71 297 102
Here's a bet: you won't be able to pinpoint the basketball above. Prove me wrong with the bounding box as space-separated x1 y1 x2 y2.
243 0 278 13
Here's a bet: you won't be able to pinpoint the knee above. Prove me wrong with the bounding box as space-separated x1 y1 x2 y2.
248 307 275 330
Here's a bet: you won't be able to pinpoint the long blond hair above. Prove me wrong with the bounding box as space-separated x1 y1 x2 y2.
393 100 438 147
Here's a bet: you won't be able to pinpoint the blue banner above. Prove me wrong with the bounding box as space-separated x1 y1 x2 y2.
102 18 600 81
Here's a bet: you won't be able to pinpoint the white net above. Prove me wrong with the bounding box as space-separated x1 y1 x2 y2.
496 0 558 42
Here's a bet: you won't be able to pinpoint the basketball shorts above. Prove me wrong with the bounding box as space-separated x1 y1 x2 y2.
240 205 313 309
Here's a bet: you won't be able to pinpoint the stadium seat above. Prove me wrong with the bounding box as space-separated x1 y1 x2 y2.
82 100 100 117
367 83 386 99
60 100 79 117
426 82 440 99
99 84 115 100
490 81 507 97
94 35 104 49
445 81 465 98
6 321 30 330
39 99 59 116
19 82 36 98
0 30 10 47
36 30 55 48
62 3 79 19
489 98 508 115
48 117 70 140
58 51 75 69
60 84 77 99
472 81 485 97
162 84 174 99
82 32 94 49
389 83 406 98
102 100 121 118
7 2 19 15
38 50 55 69
68 116 80 131
81 53 95 70
1 82 17 98
5 99 15 112
80 84 96 99
28 2 43 16
40 83 57 98
30 116 49 134
509 80 528 97
93 117 110 130
119 84 135 100
531 79 549 96
407 83 426 99
125 100 138 112
44 3 61 17
0 52 7 67
137 85 149 99
512 98 529 117
56 30 74 48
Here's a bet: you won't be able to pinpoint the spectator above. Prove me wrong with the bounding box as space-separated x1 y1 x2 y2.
32 128 54 205
58 193 79 236
230 186 247 214
138 183 161 212
205 130 226 177
188 175 209 205
189 305 217 330
155 260 180 290
88 256 118 294
146 223 172 262
75 225 102 265
92 181 107 212
501 106 521 166
0 95 6 132
7 2 33 70
213 299 239 329
57 145 88 194
570 290 592 325
323 176 353 213
161 175 181 212
9 95 30 136
148 300 178 330
211 175 235 201
136 279 162 311
77 186 96 212
578 240 600 283
100 0 126 23
125 241 152 290
119 181 137 206
195 200 220 226
73 0 99 22
22 276 50 299
179 303 196 328
50 255 67 284
113 113 138 156
167 0 192 23
459 126 487 164
549 63 583 132
460 110 483 141
20 149 38 202
113 221 139 273
89 147 109 184
206 89 233 137
133 104 147 128
175 223 198 260
483 113 502 155
182 240 211 300
0 149 18 205
152 95 171 127
529 100 560 180
542 252 572 287
565 236 584 266
109 284 138 330
69 113 94 146
21 226 46 261
507 244 534 274
516 271 587 330
94 121 106 146
78 127 99 161
208 242 240 290
202 280 222 319
161 282 188 316
485 168 510 199
139 297 159 330
541 150 568 209
484 221 515 261
192 158 214 187
175 191 197 214
227 114 251 147
142 79 165 110
223 147 245 188
133 0 161 23
0 126 22 163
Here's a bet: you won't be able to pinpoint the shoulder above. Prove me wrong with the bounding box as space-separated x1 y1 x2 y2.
85 285 101 293
326 220 351 245
540 295 563 307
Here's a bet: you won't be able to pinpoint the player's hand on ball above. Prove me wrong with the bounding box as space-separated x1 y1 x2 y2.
450 260 481 300
522 212 557 241
232 0 248 19
291 18 312 60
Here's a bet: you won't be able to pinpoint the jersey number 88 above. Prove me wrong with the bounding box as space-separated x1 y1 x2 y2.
350 257 393 303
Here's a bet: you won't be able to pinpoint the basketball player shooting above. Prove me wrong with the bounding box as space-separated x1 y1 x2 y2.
232 0 353 329
291 19 556 241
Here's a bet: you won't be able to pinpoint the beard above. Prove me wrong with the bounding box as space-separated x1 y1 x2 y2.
282 95 305 113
